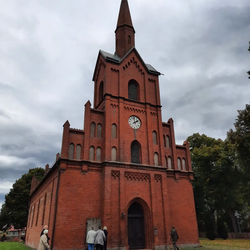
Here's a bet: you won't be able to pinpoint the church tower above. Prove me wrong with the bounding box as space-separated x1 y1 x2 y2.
25 1 200 250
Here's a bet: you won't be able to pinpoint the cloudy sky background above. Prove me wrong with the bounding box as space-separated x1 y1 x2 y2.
0 0 250 209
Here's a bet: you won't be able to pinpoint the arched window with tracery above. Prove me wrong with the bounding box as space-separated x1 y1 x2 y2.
97 124 102 138
90 122 96 137
89 146 95 161
182 158 186 171
99 81 104 103
154 152 159 166
131 140 141 164
111 147 117 161
76 144 81 159
168 156 172 169
111 124 117 138
153 131 158 145
177 157 181 170
68 143 75 160
96 147 101 161
166 136 170 148
128 80 139 101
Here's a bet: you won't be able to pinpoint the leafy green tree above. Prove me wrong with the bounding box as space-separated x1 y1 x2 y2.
187 133 245 234
0 168 45 229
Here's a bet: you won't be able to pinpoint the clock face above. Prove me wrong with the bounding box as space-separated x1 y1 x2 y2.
128 115 141 129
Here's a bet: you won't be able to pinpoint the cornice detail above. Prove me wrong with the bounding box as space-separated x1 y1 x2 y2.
123 57 144 75
124 106 146 114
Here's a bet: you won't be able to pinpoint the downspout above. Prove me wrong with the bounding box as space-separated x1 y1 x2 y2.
51 166 61 250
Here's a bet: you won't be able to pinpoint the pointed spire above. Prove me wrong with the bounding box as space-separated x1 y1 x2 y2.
115 0 135 58
116 0 134 31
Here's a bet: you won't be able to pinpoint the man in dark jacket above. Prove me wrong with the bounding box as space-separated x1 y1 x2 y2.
170 226 179 250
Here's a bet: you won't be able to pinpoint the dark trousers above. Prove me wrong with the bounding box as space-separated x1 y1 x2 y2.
96 244 103 250
173 242 179 250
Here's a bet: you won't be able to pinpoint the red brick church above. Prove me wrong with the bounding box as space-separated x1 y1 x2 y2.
25 1 199 249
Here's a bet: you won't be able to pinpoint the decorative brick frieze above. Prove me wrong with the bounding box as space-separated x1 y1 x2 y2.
124 172 150 181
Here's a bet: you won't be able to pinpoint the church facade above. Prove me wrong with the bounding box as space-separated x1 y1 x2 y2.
25 1 199 249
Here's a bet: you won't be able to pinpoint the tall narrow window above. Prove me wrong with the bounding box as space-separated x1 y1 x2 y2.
111 124 117 138
128 80 139 101
68 143 75 160
166 136 170 148
76 144 81 159
99 81 104 103
90 122 96 137
31 206 35 227
177 157 181 170
165 156 168 168
163 135 166 147
153 131 158 144
97 124 102 138
41 194 47 226
154 152 159 166
182 158 186 171
35 200 40 226
96 147 101 161
111 147 117 161
89 146 95 161
131 141 141 164
168 156 172 169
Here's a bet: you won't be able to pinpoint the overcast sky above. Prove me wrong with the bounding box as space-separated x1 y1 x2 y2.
0 0 250 210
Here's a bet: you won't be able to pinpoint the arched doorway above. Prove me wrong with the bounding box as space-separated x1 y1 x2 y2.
128 202 145 249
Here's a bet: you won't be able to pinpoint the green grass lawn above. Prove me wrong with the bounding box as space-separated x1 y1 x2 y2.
0 242 33 250
1 239 250 250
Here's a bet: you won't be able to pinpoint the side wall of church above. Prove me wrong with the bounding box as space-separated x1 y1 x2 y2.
25 167 59 249
167 177 199 245
52 165 104 250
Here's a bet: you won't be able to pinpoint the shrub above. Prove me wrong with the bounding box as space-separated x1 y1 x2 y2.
206 230 217 240
217 218 228 239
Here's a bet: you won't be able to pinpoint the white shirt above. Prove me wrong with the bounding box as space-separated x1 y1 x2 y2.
87 230 96 244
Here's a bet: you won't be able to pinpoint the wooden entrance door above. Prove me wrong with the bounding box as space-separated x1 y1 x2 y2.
128 202 145 249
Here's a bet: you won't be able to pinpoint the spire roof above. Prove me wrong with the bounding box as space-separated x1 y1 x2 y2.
116 0 134 30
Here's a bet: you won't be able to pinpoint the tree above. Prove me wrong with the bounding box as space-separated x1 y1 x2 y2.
227 103 250 175
0 168 45 229
187 133 245 234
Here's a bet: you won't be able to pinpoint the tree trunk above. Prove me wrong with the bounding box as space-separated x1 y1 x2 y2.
227 208 239 233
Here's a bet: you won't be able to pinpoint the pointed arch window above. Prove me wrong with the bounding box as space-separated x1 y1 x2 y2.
99 81 104 103
97 124 102 138
168 156 172 169
131 141 141 164
165 156 168 168
154 152 159 166
111 147 117 161
177 157 181 170
90 122 96 137
182 158 186 171
128 35 131 44
68 143 75 160
111 124 117 138
166 136 170 148
128 80 139 101
96 147 101 161
89 146 95 161
76 144 81 159
153 131 158 145
163 135 166 147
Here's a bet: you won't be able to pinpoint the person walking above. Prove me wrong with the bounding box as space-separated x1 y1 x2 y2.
37 229 50 250
103 226 108 250
170 226 179 250
86 227 96 250
94 226 106 250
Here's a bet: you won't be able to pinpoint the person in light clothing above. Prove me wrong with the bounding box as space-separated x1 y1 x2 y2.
94 226 106 250
37 229 50 250
87 227 96 250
